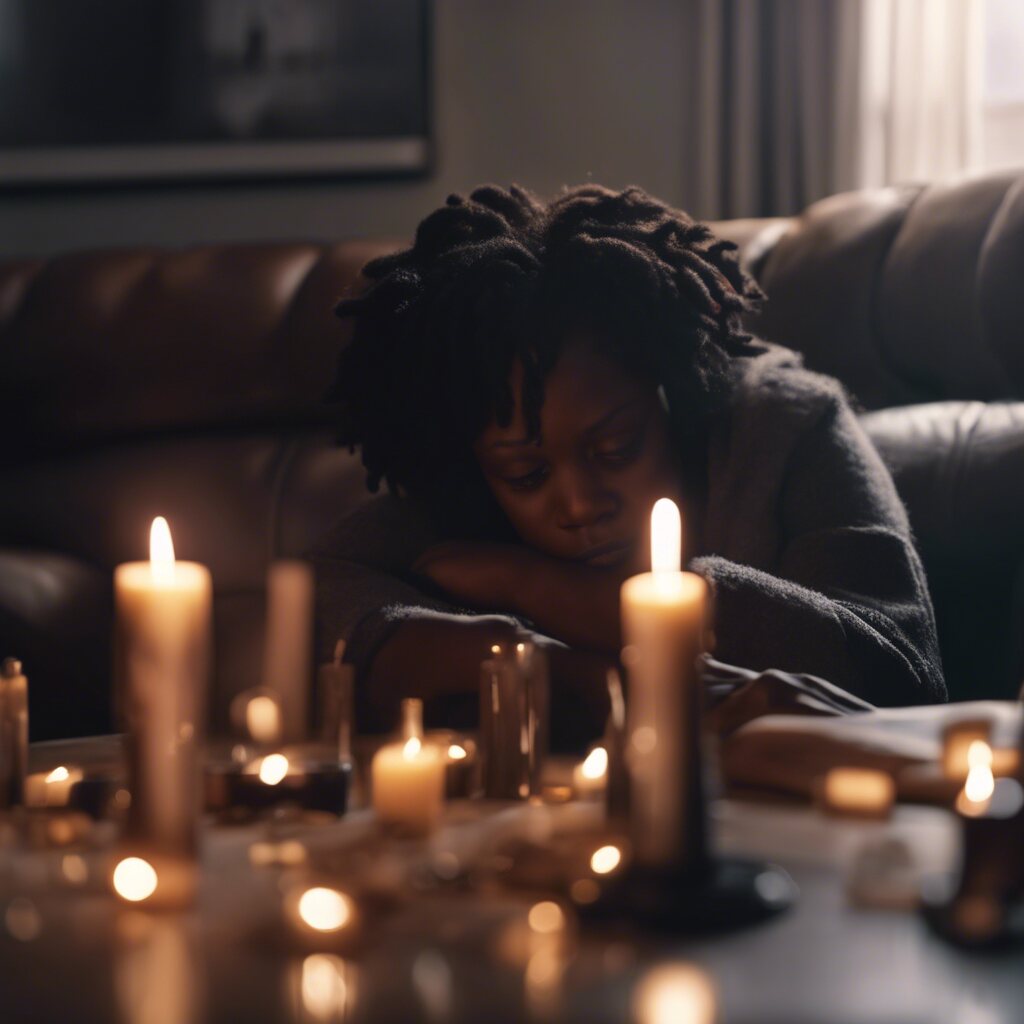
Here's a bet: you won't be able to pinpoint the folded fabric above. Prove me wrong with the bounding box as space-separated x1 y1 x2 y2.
708 653 1022 803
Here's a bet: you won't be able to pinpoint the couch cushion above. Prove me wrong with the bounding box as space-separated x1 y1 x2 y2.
861 401 1024 700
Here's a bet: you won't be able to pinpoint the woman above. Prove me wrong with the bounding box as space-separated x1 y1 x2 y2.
312 184 945 742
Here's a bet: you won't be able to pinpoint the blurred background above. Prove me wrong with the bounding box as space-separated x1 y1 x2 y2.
1 0 1022 256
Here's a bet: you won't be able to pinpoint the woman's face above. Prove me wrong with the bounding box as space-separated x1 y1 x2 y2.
473 337 682 570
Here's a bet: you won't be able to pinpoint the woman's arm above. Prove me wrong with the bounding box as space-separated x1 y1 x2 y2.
695 391 946 707
310 496 613 738
411 542 627 654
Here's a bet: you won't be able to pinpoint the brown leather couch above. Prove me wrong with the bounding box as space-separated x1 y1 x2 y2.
3 172 1023 740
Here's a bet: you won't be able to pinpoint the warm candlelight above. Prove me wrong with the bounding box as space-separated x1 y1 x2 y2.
298 887 353 933
23 765 84 808
820 767 896 818
572 745 608 800
590 844 623 875
942 719 992 780
620 497 708 868
114 516 211 888
246 694 282 746
371 736 445 835
633 963 717 1024
112 856 158 903
297 954 352 1020
956 740 996 816
256 753 290 786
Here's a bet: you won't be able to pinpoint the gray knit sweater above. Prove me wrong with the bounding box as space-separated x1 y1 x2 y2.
311 344 946 710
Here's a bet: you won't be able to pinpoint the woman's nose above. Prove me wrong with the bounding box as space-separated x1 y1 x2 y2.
556 465 617 529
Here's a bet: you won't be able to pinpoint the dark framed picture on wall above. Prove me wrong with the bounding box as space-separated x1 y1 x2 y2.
0 0 431 188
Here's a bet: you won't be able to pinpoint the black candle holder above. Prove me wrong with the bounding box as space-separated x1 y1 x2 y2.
922 776 1024 948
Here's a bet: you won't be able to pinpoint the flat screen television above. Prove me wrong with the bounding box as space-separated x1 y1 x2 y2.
0 0 430 187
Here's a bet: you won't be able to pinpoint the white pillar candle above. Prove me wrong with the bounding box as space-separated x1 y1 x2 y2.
621 498 709 868
115 517 211 860
371 737 445 835
262 560 315 742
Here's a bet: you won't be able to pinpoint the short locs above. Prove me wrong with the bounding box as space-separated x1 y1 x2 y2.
329 183 763 531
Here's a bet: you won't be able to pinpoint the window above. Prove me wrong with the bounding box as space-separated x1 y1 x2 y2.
980 0 1024 170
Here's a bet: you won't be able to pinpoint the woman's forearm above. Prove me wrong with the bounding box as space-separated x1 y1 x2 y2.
512 559 624 655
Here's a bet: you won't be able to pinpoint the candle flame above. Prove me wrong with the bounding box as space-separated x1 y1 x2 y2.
447 744 468 761
634 964 716 1024
403 736 422 760
527 901 565 935
245 695 282 745
298 887 352 933
301 955 349 1018
45 766 70 783
112 857 158 902
149 516 175 583
967 740 993 770
962 740 995 806
590 844 622 875
650 498 681 574
581 746 608 781
258 753 289 786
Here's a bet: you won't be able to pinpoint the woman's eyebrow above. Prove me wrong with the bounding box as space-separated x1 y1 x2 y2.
487 396 645 450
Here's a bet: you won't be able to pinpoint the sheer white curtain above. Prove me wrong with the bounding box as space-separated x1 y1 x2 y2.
834 0 985 191
685 0 985 218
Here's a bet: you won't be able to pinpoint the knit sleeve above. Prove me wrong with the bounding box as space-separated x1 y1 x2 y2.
308 495 520 679
691 393 946 706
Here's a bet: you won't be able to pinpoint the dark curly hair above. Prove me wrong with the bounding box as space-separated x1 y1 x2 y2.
329 183 764 538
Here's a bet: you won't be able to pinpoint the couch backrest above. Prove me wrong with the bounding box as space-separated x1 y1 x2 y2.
712 170 1024 410
0 240 396 734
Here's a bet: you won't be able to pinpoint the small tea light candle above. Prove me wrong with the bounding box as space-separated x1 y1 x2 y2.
111 852 197 909
572 746 608 801
942 719 992 780
371 737 445 835
820 767 896 819
955 741 997 817
633 963 717 1024
283 883 360 952
23 766 84 808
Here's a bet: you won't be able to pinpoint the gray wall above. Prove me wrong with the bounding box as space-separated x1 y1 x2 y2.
0 1 692 258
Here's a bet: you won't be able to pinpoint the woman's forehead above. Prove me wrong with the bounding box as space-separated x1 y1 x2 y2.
476 340 652 450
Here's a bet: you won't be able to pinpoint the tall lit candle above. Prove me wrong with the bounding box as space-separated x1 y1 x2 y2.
620 498 709 869
114 517 211 877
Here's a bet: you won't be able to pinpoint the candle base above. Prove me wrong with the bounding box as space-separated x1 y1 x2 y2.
579 855 797 934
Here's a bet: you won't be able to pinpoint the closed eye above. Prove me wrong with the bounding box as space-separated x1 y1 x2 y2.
503 465 549 491
594 432 643 465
